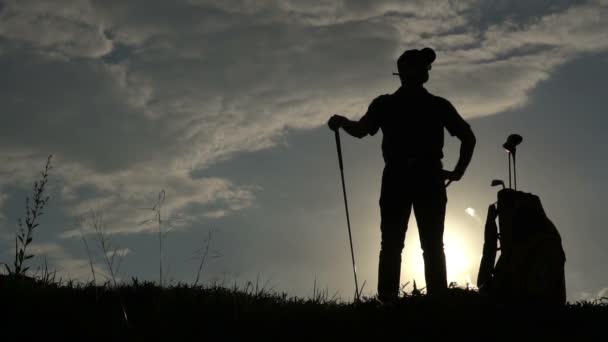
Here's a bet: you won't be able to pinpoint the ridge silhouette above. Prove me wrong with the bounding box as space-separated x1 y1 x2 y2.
328 47 476 302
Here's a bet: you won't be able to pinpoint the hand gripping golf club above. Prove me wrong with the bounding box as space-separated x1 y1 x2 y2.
334 129 360 301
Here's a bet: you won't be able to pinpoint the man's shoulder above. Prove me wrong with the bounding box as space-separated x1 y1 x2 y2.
425 91 452 106
366 93 394 113
371 93 393 105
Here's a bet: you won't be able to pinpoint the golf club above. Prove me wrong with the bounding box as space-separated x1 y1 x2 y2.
334 129 360 301
503 134 523 190
491 179 505 190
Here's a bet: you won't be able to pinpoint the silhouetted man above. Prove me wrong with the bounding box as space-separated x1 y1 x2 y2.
328 47 476 302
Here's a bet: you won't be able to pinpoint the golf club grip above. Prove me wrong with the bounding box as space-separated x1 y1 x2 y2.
334 130 344 171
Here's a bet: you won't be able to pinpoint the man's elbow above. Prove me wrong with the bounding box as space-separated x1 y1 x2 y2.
461 129 476 147
352 123 369 139
468 132 476 146
355 130 368 139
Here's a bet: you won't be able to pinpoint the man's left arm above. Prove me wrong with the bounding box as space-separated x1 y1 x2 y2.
441 100 476 181
451 126 476 181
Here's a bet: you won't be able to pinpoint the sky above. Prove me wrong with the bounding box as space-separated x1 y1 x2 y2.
1 0 607 302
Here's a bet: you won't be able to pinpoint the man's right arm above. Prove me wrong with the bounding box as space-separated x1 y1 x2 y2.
327 115 368 138
327 95 386 138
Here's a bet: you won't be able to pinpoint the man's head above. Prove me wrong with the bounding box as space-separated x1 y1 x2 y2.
394 47 436 86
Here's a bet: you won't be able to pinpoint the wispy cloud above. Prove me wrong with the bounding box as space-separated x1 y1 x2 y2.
0 0 112 58
3 242 108 281
578 286 608 301
106 248 131 258
0 190 8 226
57 167 257 236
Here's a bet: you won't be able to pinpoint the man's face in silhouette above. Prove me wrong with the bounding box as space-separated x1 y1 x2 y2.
399 64 430 86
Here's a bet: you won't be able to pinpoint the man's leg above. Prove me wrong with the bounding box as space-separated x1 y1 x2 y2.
413 175 448 296
377 168 411 302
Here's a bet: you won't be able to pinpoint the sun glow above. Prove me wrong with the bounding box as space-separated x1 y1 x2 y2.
444 232 474 286
465 207 476 217
402 224 476 291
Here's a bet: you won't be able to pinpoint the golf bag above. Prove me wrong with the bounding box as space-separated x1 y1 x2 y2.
477 189 566 305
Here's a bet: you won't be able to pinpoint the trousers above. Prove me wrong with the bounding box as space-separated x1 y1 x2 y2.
377 162 448 300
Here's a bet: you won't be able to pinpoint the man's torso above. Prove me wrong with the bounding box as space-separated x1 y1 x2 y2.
361 86 465 167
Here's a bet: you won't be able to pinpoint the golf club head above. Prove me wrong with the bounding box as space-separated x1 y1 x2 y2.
503 134 523 154
491 179 505 189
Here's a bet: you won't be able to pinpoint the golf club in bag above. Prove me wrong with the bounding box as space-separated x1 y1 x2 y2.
477 134 566 305
503 134 522 190
334 129 360 301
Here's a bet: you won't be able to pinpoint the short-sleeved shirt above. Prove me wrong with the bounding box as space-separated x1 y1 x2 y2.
359 86 470 165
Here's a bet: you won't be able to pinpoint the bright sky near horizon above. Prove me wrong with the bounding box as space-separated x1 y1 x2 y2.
1 0 608 301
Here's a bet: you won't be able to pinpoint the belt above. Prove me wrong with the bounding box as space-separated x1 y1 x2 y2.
386 158 442 168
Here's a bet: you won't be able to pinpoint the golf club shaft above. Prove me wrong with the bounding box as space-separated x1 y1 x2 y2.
508 154 512 189
334 129 360 300
513 154 517 190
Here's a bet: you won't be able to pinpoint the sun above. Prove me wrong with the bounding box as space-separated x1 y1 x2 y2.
402 224 476 290
443 231 475 286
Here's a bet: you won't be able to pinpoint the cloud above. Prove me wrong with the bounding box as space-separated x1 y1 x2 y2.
0 190 8 223
423 0 608 116
27 242 65 256
0 0 112 58
0 152 257 237
576 287 608 302
1 0 608 237
106 248 131 258
2 242 107 281
578 291 592 301
56 163 258 236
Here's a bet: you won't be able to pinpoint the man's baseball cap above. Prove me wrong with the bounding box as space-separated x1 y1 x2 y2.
393 47 436 75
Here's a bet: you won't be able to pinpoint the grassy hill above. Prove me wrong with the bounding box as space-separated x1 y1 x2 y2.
2 274 606 340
